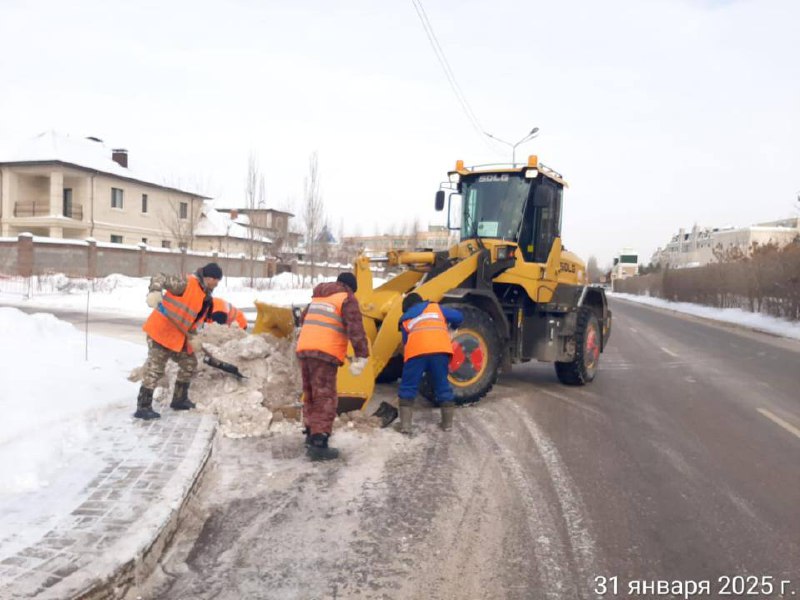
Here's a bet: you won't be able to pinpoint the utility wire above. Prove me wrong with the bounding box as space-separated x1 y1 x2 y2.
410 0 496 151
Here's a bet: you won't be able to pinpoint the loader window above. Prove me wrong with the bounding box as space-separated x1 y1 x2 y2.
520 181 562 263
460 174 530 241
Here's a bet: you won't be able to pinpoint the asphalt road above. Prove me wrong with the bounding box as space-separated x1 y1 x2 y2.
134 298 799 600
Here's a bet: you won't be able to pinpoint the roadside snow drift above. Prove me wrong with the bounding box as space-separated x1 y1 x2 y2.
0 307 144 494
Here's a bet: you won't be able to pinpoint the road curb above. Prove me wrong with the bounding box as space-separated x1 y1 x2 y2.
5 414 219 600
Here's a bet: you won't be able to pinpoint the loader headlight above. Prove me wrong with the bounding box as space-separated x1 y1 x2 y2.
449 172 461 184
524 168 539 179
496 245 514 260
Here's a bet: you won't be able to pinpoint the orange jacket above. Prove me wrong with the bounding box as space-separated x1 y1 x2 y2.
143 275 207 353
208 297 247 329
296 291 349 362
402 302 453 360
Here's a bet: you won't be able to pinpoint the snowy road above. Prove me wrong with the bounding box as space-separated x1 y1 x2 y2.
129 298 800 599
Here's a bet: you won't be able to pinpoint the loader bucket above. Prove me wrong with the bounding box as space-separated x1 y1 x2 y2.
253 301 297 338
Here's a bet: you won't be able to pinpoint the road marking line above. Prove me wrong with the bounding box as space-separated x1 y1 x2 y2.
758 408 800 439
661 346 679 357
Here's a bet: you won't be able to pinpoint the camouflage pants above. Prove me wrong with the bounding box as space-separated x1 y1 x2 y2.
142 337 198 389
300 357 339 436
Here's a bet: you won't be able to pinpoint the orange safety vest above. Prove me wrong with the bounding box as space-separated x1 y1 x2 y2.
296 292 349 362
209 297 247 329
143 275 207 353
402 302 453 361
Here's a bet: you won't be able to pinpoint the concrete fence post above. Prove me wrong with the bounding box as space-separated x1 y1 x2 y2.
87 239 97 279
138 243 147 277
18 233 33 277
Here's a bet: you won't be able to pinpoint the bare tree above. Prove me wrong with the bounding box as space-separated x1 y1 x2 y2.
159 194 201 251
244 153 269 285
586 255 603 283
409 216 421 250
302 152 325 275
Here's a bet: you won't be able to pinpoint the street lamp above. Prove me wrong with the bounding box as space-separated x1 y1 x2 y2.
484 126 540 165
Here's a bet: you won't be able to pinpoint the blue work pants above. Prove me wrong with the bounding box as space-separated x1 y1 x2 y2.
398 353 454 405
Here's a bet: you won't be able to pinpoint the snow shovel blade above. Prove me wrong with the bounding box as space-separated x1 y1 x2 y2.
253 301 297 338
203 355 246 379
373 401 398 428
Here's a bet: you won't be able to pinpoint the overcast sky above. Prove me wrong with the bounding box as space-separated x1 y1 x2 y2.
1 0 798 265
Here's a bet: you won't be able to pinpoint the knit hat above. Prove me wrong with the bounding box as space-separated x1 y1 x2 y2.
210 311 228 325
336 272 357 292
402 292 423 312
201 262 223 280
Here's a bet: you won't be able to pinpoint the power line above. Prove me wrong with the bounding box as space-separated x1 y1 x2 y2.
410 0 495 149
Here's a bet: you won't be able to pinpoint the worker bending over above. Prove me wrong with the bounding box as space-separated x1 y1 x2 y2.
397 293 463 433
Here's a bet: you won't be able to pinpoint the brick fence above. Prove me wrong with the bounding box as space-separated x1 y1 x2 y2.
0 234 280 279
0 235 381 280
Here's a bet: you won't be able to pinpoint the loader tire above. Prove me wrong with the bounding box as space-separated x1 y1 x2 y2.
376 354 403 384
421 304 502 406
555 307 600 386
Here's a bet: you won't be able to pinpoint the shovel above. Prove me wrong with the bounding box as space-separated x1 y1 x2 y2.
202 353 247 379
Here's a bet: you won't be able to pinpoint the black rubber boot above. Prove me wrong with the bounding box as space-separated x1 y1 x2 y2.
440 402 455 431
302 426 311 447
306 433 340 461
134 386 161 420
399 399 413 435
170 381 196 411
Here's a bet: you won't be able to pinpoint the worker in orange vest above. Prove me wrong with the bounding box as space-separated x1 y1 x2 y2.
207 297 247 330
135 263 222 420
397 292 463 434
296 272 369 461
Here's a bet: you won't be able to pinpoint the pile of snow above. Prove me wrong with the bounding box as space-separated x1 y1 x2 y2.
0 307 144 494
128 323 381 438
610 292 800 341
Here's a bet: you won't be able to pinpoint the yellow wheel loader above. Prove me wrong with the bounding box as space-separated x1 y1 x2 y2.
254 155 611 412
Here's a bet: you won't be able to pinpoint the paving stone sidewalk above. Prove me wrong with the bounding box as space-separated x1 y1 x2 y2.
0 406 216 599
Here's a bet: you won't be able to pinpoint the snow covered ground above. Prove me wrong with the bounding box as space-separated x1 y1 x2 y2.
5 278 796 503
0 273 338 321
0 307 145 496
0 272 367 320
610 292 800 341
0 271 388 519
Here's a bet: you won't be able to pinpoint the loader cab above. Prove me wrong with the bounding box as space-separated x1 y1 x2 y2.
438 161 564 265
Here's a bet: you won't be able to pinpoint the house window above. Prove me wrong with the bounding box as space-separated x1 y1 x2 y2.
141 237 148 244
111 234 123 244
179 202 188 219
63 188 73 217
111 188 124 209
161 240 171 249
142 194 148 213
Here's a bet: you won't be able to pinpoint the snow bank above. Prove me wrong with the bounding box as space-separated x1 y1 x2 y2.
0 272 388 318
0 307 144 494
610 292 800 341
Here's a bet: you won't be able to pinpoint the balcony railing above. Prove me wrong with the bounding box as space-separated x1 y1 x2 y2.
14 201 83 220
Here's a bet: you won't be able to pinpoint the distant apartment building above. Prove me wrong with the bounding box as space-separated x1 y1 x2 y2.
651 218 800 268
0 132 207 249
610 248 639 287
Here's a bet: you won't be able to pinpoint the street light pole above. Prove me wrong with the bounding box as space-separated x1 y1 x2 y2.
484 127 540 165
